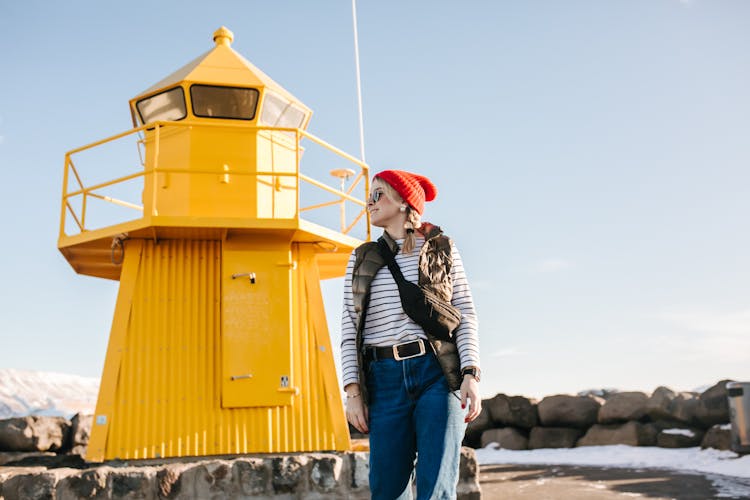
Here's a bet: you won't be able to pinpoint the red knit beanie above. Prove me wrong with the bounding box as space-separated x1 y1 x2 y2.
373 170 437 215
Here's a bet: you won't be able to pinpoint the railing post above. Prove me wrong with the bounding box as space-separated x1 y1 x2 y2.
296 129 300 219
152 124 161 216
81 192 87 231
59 155 71 238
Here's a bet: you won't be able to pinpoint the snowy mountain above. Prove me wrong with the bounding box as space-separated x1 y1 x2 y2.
0 368 99 419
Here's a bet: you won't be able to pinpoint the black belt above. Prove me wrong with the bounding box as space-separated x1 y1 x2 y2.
364 339 430 362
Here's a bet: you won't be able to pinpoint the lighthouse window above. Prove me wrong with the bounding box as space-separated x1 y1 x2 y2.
135 87 187 124
260 92 306 129
190 85 259 120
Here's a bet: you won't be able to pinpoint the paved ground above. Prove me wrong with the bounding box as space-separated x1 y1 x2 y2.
479 464 750 499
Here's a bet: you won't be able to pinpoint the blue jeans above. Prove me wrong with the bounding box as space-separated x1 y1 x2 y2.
366 352 466 500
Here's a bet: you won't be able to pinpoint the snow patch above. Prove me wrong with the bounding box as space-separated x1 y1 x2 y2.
476 444 750 479
663 428 695 437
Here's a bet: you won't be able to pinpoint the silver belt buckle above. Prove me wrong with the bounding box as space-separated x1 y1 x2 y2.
393 339 425 361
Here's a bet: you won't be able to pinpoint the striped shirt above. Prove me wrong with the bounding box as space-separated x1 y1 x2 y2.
340 236 480 388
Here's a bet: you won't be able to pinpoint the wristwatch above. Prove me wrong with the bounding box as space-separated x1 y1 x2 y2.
461 366 481 382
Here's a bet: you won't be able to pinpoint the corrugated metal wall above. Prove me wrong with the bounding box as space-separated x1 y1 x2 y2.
102 239 347 460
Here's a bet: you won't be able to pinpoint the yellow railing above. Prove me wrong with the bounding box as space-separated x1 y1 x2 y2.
59 121 371 241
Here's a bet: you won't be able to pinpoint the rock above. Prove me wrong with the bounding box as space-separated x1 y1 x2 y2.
485 394 538 429
310 454 343 493
695 380 733 428
56 466 157 499
233 458 270 496
657 427 705 448
537 395 600 429
646 386 677 420
577 421 655 447
271 455 308 494
157 463 189 498
109 468 155 498
463 403 492 448
528 427 583 449
0 451 56 466
0 416 71 452
598 392 649 423
669 392 701 425
641 423 660 446
457 446 482 500
2 471 58 500
480 428 528 450
350 451 369 491
56 467 109 498
184 461 235 498
701 424 732 451
3 453 87 469
68 413 92 456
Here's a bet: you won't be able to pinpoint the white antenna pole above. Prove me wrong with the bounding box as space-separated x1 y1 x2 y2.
352 0 367 163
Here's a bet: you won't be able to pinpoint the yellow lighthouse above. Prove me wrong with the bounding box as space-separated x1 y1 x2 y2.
58 27 369 461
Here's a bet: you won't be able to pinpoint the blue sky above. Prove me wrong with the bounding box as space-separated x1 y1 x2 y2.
0 1 748 399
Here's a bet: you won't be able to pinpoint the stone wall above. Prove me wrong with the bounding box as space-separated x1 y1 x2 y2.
465 380 734 452
0 417 481 499
0 450 480 499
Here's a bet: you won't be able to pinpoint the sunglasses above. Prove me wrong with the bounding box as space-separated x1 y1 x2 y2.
368 189 385 204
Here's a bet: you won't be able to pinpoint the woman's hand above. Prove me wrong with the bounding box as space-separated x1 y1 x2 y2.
460 376 481 423
345 383 369 433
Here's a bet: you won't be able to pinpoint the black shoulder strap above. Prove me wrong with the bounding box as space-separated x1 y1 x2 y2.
376 237 409 286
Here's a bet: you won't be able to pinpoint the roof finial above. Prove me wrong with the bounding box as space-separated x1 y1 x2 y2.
213 26 234 47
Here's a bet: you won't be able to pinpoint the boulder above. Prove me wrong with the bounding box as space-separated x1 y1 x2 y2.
577 421 655 447
458 447 482 500
485 394 537 429
657 427 704 448
528 427 583 449
598 392 649 423
463 403 492 448
537 395 600 429
642 423 660 446
480 427 528 450
0 451 56 466
2 453 86 469
695 380 733 428
701 424 732 451
646 386 677 420
68 413 92 456
669 392 701 425
0 416 71 452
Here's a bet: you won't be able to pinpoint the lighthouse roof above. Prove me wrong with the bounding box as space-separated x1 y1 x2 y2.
134 27 308 112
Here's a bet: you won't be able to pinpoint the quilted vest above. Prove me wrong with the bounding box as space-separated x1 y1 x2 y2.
351 223 462 402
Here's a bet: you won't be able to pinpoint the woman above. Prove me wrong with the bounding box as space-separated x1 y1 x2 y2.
341 169 481 499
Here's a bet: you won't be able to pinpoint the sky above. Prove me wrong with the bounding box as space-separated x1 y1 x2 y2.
0 1 748 400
